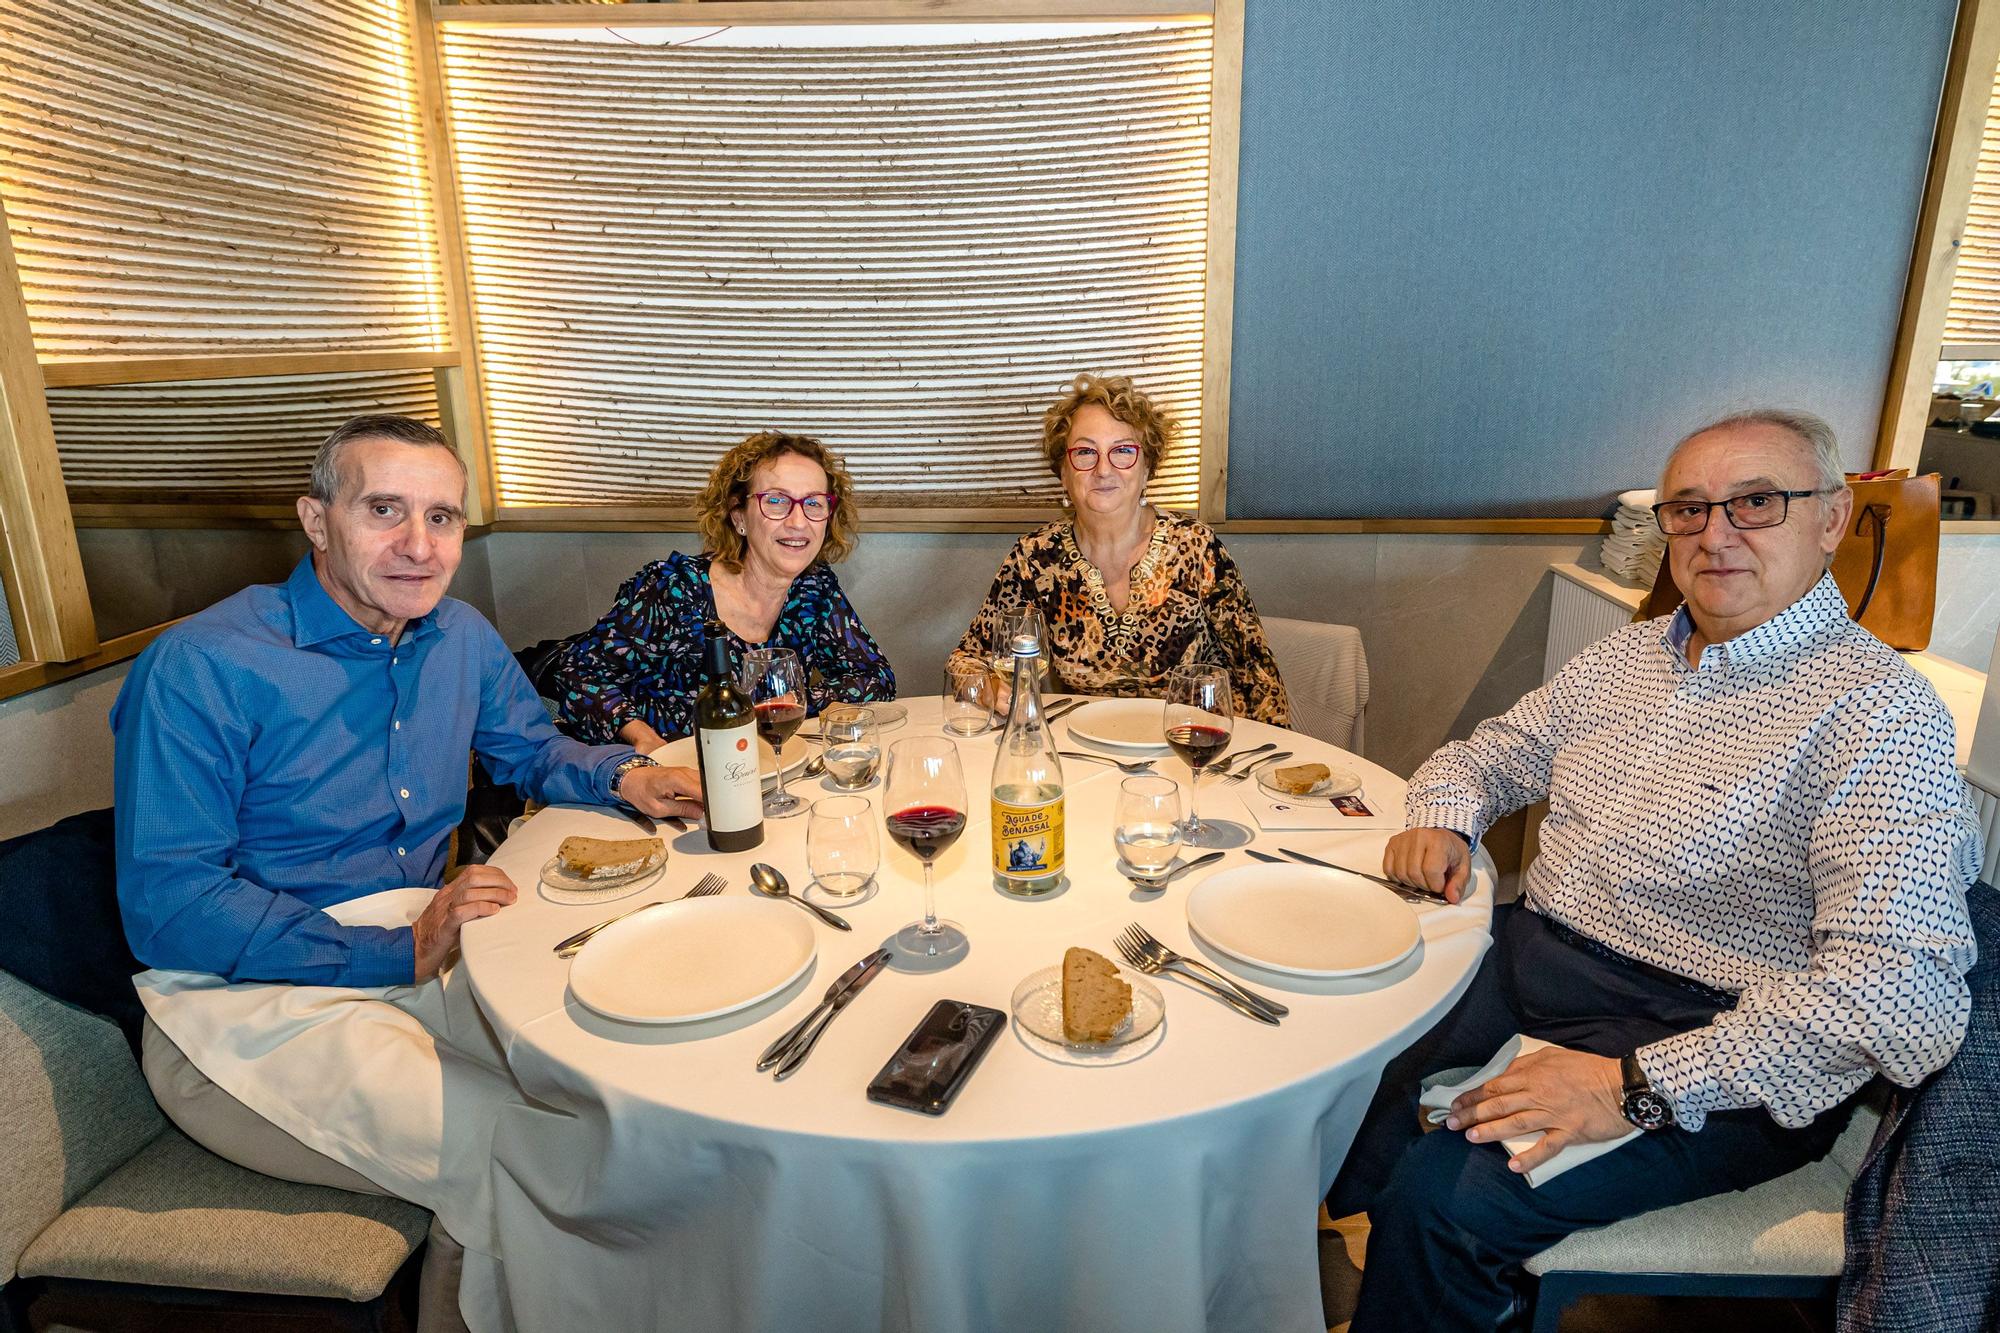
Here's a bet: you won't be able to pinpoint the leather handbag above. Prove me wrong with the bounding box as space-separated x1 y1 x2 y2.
1636 472 1941 650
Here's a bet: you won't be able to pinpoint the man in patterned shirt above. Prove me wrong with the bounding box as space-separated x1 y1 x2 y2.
1326 409 1982 1331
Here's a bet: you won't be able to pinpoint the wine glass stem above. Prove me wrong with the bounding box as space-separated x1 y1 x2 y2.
1187 770 1203 832
921 862 939 932
773 759 789 802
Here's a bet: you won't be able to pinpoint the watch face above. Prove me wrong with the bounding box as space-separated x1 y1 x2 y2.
1623 1089 1672 1132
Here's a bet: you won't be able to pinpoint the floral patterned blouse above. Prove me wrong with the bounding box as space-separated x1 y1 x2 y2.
949 510 1290 725
549 551 896 744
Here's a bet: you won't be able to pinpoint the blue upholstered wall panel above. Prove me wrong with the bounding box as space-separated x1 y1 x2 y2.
1224 1 1958 518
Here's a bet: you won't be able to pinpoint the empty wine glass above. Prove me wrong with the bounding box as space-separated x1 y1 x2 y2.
739 647 808 818
883 736 969 959
1163 663 1235 848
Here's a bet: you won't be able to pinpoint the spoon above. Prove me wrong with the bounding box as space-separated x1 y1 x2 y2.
750 862 852 930
1121 850 1225 891
802 753 827 778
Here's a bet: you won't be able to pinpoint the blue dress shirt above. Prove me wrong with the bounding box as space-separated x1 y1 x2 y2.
112 556 638 986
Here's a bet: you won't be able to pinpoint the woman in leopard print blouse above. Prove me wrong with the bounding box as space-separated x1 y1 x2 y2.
949 374 1290 725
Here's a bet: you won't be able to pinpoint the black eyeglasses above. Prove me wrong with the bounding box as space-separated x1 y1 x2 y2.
1066 444 1142 471
751 491 836 522
1650 489 1829 536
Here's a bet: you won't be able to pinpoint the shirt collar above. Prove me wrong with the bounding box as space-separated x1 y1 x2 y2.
285 555 442 648
1662 571 1848 670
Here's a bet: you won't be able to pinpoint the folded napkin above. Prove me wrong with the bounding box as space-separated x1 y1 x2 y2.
1419 1034 1641 1188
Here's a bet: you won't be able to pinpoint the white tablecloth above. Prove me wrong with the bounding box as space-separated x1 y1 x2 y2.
456 700 1493 1333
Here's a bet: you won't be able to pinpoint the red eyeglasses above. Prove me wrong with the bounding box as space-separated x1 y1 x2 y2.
1065 444 1142 471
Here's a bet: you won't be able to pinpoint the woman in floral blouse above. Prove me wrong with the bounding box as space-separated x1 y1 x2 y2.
949 374 1290 725
549 432 895 748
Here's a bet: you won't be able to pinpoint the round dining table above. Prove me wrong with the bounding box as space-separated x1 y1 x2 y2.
455 697 1495 1333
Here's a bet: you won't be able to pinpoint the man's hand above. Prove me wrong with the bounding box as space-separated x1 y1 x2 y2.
1444 1045 1631 1174
1382 827 1472 902
620 763 705 819
413 864 518 982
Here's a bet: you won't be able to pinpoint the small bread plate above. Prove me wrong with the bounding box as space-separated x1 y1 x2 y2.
567 897 816 1024
1256 764 1363 801
1010 963 1165 1066
539 853 666 906
858 701 908 733
1186 864 1419 977
653 732 813 790
1062 698 1172 755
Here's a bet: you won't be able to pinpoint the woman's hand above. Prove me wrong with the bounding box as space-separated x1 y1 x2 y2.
618 718 669 756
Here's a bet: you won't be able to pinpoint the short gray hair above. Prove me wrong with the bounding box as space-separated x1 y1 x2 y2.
1662 408 1847 495
308 415 463 504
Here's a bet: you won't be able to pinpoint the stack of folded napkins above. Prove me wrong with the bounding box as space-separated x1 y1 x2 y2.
1597 489 1665 588
1418 1035 1641 1188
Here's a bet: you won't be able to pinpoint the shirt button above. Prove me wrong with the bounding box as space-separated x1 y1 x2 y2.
397 847 407 856
392 656 399 665
399 788 410 799
394 720 402 731
371 637 383 645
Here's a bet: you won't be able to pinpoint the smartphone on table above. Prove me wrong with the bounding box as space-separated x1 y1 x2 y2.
865 1000 1004 1115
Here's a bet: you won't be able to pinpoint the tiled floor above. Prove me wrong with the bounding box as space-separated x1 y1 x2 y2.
1321 1213 1834 1333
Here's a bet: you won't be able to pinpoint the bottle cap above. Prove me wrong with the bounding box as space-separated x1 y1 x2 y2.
1008 630 1041 659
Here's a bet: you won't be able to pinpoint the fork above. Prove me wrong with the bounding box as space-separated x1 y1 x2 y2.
1223 751 1293 784
554 872 726 957
1211 742 1278 775
1113 931 1280 1025
1057 749 1156 774
1121 922 1291 1017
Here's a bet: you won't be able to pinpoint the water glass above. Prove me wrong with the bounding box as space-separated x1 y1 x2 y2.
819 704 881 790
807 795 879 899
1114 775 1183 875
942 662 995 736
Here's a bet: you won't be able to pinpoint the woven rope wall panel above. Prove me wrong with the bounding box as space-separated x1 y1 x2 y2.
48 370 442 500
0 0 446 357
1946 69 2000 345
441 24 1212 509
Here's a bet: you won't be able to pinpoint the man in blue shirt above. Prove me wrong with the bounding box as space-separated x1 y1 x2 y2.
112 414 703 986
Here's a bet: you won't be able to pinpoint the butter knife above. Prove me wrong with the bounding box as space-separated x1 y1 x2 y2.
756 948 891 1072
772 950 893 1079
1256 846 1444 901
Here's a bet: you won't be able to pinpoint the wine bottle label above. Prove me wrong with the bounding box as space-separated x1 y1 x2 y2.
991 792 1064 878
698 721 763 833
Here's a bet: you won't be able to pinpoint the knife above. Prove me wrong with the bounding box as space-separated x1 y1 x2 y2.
1264 846 1445 901
756 948 891 1072
772 949 894 1080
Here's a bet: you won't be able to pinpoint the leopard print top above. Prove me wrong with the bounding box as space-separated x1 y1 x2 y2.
949 510 1291 725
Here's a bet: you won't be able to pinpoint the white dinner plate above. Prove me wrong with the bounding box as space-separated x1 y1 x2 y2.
651 732 812 790
1186 864 1420 977
568 897 816 1024
1063 698 1172 754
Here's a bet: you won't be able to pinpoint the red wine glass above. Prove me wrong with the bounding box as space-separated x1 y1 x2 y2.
883 736 969 959
739 647 809 819
1163 663 1235 848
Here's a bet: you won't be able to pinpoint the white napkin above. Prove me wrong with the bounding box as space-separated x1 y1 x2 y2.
1419 1034 1641 1188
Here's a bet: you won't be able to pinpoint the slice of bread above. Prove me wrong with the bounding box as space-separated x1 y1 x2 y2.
1267 761 1331 796
557 835 664 880
1062 946 1132 1043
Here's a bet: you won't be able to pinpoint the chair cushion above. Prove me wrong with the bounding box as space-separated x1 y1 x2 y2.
0 808 144 1054
0 970 164 1282
1524 1106 1880 1278
18 1126 430 1302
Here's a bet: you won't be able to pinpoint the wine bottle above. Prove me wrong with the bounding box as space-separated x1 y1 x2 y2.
990 629 1064 896
694 631 764 853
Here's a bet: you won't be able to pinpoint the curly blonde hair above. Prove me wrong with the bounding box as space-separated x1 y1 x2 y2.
698 432 859 572
1040 373 1177 479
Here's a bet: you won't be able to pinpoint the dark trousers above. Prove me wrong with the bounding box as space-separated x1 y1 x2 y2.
1326 905 1855 1332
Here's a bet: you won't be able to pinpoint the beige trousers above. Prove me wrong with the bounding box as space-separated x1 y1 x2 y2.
142 1017 470 1333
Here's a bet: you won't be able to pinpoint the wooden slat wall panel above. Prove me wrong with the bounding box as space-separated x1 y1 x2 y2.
440 23 1212 509
0 0 447 357
1946 64 2000 343
0 567 18 667
48 370 442 500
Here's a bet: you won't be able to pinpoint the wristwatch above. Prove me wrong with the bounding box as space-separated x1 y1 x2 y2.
1619 1054 1675 1132
610 754 659 797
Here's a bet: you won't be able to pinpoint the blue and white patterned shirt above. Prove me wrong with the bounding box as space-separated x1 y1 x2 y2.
1406 573 1982 1131
111 556 639 987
